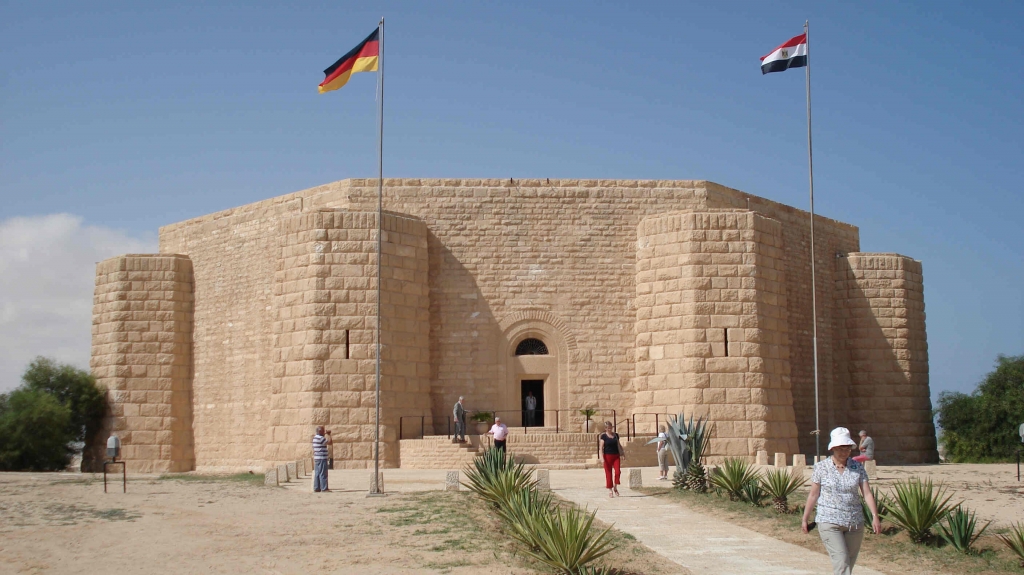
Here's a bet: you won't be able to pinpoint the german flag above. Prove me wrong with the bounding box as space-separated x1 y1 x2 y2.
318 28 379 94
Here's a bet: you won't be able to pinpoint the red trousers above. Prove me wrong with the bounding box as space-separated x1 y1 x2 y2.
603 454 621 489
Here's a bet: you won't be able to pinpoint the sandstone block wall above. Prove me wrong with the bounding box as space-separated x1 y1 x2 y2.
89 254 195 473
834 253 937 463
265 209 430 468
86 178 935 471
635 209 799 458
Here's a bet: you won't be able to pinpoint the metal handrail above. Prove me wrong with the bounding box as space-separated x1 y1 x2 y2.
629 412 672 440
399 408 618 438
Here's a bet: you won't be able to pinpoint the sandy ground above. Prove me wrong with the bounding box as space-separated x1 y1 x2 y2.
0 463 1019 574
0 469 680 575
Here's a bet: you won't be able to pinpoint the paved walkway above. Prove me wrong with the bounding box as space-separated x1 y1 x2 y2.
550 468 885 575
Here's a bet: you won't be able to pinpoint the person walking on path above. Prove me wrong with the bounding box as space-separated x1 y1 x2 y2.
524 391 537 427
453 396 466 443
853 430 874 463
599 421 623 497
311 426 332 493
802 427 882 575
489 417 509 452
656 425 670 481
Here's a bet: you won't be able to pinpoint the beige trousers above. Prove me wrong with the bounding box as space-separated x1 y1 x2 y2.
818 522 864 575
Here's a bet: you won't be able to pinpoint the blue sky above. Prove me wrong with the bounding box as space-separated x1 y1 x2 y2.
1 1 1022 401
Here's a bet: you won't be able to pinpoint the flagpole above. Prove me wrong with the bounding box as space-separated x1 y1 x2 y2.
804 20 821 460
370 16 385 496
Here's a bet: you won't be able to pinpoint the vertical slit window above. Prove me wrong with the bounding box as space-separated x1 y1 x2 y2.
345 330 350 359
724 328 729 357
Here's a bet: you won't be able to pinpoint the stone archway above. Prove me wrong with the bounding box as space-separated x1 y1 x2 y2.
497 311 576 428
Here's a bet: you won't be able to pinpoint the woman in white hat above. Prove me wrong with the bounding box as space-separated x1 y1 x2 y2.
801 427 882 575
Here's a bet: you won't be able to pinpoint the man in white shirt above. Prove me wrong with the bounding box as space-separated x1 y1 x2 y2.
524 392 538 427
488 417 509 452
656 425 669 480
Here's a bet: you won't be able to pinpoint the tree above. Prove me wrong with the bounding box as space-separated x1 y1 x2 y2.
0 388 74 470
0 358 107 471
21 357 105 444
937 354 1024 462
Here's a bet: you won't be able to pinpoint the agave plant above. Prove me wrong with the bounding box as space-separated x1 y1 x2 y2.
708 458 760 501
760 468 806 513
462 448 536 508
741 479 769 507
665 413 713 492
861 485 890 528
884 478 958 543
998 521 1024 567
938 505 991 554
509 503 617 574
495 487 555 548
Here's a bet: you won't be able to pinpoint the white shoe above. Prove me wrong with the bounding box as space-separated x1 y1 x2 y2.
658 476 668 481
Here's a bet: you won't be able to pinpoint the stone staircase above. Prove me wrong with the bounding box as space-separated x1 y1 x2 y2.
399 435 485 469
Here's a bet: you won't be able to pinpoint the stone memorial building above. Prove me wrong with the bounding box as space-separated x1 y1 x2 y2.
89 178 938 472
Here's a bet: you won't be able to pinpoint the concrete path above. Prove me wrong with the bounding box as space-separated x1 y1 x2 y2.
550 468 885 575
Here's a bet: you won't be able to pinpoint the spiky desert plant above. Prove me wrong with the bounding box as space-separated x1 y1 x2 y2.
741 479 769 507
665 413 713 492
708 457 759 501
861 485 890 529
509 502 617 574
938 505 991 554
884 478 958 543
997 521 1024 567
462 448 536 508
760 468 806 513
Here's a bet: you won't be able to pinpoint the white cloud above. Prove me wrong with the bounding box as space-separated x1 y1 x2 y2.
0 214 157 392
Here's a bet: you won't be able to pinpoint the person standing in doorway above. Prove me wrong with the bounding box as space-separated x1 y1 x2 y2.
311 426 332 493
656 425 670 481
524 391 537 427
853 430 874 463
453 396 466 443
599 421 623 497
489 417 509 452
802 427 881 575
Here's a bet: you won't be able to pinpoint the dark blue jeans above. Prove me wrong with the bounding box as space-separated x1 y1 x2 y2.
314 458 329 491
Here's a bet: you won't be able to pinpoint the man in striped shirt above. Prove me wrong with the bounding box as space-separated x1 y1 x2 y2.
312 426 332 492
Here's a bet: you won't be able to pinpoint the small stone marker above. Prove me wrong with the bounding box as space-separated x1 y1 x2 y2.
296 459 305 477
369 471 384 492
791 454 807 468
774 453 787 468
287 461 297 481
264 467 278 486
629 468 642 489
755 450 769 466
864 460 877 478
445 470 460 491
277 464 289 482
536 469 550 491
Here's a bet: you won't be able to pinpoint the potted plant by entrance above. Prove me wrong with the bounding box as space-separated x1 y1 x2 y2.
471 411 493 435
579 408 597 433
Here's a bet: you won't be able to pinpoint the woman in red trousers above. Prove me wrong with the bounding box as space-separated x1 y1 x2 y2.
599 421 623 497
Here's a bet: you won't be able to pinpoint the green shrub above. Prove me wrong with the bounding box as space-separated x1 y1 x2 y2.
761 468 806 513
462 448 535 508
709 458 759 501
0 388 74 470
470 411 494 423
938 505 991 554
463 448 616 574
666 413 713 493
885 478 958 543
937 354 1024 462
861 485 890 528
998 522 1024 567
741 480 769 507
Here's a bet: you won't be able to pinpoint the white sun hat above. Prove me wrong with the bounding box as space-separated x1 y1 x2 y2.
827 427 857 451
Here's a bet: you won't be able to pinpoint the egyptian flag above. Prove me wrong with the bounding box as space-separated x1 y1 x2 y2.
760 34 807 74
318 28 379 93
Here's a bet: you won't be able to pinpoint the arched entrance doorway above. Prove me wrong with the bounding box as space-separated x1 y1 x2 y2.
498 311 575 429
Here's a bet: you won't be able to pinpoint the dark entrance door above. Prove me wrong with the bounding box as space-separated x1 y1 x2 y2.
521 380 544 427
